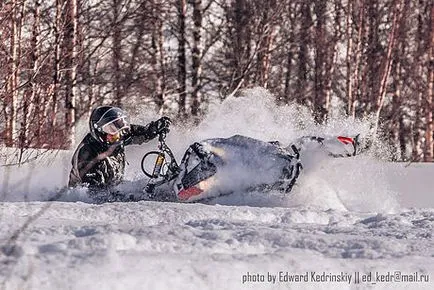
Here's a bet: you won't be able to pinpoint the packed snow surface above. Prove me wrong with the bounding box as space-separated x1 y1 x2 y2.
1 88 433 289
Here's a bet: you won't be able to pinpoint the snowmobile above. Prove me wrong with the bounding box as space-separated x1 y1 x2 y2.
140 133 359 203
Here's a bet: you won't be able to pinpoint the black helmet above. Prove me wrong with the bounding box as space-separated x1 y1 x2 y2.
89 106 130 145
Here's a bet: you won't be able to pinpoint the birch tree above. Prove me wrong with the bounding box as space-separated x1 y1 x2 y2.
64 0 78 147
177 0 187 117
150 0 167 111
4 0 21 147
191 0 203 117
425 3 433 161
19 0 41 149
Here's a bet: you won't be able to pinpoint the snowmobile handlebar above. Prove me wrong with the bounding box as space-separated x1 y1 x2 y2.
157 133 177 166
141 132 180 179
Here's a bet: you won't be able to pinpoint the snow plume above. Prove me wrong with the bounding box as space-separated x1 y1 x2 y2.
1 87 400 212
181 87 399 213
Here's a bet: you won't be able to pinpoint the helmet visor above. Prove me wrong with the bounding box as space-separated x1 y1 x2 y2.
101 117 130 135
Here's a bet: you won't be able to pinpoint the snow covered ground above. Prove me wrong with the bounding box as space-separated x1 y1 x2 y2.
1 198 433 290
1 89 433 289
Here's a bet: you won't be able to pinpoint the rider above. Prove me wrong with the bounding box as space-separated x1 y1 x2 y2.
68 106 171 191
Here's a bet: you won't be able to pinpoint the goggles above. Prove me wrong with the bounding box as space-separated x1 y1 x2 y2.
100 116 130 135
100 117 130 144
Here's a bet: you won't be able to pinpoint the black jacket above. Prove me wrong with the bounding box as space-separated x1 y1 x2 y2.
68 124 158 188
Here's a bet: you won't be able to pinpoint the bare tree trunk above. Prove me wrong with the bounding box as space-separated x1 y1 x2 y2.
228 0 251 91
260 28 276 88
398 115 407 160
391 59 405 158
5 0 21 147
283 3 297 104
157 13 166 110
412 0 426 160
151 22 163 109
16 0 26 151
191 0 203 117
10 0 19 146
323 0 341 121
112 0 122 106
177 0 187 117
52 0 63 134
345 0 353 117
254 1 278 88
352 0 365 118
373 0 400 135
283 2 298 103
394 0 410 160
20 0 40 149
283 34 293 99
64 0 78 148
123 1 146 99
28 0 41 147
283 49 293 103
259 28 275 88
313 0 326 123
412 92 422 160
365 0 383 114
12 0 26 164
150 0 165 111
295 3 310 106
425 3 434 161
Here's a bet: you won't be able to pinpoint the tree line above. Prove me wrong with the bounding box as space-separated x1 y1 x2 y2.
0 0 432 161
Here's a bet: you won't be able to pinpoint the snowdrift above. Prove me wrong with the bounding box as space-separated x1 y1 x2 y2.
1 88 433 289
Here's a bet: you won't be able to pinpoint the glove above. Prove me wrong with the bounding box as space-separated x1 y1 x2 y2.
151 116 171 135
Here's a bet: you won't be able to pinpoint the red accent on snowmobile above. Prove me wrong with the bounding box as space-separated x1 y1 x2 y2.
337 136 354 145
178 186 203 201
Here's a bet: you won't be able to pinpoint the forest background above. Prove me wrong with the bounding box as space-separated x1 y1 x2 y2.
0 0 432 162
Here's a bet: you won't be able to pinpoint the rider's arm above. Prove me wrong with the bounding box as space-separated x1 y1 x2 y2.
68 142 109 188
126 123 159 145
69 144 96 187
126 117 171 145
